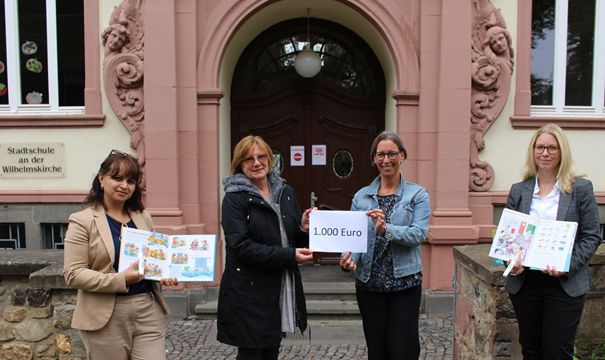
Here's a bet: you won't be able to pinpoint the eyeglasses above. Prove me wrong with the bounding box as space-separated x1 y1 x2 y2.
374 151 401 160
534 145 559 154
242 154 269 164
109 149 138 160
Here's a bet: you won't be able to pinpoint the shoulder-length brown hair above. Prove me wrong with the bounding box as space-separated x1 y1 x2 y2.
230 135 274 175
85 151 145 211
522 123 576 193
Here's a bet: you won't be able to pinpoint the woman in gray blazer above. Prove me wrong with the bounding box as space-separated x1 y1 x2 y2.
505 123 601 359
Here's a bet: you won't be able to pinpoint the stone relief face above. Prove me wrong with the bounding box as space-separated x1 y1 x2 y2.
489 32 508 55
102 0 146 186
469 3 515 192
107 30 127 52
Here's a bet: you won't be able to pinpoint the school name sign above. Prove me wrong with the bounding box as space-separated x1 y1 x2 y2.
309 210 368 253
0 143 65 178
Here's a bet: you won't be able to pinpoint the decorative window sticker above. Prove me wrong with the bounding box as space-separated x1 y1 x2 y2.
21 41 38 55
25 58 43 73
25 91 43 104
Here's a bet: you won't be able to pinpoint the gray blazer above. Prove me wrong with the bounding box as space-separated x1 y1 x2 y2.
505 177 601 297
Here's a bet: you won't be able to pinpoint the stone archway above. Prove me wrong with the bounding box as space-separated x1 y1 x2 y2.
193 0 421 275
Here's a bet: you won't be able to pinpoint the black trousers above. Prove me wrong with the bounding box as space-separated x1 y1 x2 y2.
509 270 585 360
356 285 422 360
236 346 280 360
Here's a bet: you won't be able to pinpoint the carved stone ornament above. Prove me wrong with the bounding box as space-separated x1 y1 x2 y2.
102 0 146 186
469 0 514 191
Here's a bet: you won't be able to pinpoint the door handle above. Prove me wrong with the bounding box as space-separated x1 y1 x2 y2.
310 191 318 208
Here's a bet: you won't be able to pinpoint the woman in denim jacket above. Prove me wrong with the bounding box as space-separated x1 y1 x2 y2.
340 130 431 360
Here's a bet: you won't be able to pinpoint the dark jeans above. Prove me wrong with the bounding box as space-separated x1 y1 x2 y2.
509 270 585 360
356 285 422 360
236 346 280 360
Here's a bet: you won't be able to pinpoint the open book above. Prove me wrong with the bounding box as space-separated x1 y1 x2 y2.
118 227 217 282
489 208 578 272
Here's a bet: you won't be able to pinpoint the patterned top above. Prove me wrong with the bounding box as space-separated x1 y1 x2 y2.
356 194 422 292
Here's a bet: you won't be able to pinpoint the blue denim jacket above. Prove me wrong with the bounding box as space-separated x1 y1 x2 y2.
350 176 431 283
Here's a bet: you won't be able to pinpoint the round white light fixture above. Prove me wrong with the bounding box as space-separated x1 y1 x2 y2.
294 9 321 78
294 44 322 78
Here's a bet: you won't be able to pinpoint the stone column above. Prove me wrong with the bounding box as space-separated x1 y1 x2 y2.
422 0 478 291
144 0 185 231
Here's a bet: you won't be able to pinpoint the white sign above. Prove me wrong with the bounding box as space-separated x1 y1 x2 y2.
0 143 65 178
290 145 305 167
309 210 368 253
311 145 326 165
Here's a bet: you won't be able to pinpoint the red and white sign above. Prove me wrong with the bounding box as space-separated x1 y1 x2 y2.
311 145 326 165
290 145 304 167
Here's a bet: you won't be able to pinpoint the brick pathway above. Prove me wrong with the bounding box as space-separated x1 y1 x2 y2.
166 317 453 359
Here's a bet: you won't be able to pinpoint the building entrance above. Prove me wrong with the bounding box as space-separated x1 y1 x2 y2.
231 19 385 263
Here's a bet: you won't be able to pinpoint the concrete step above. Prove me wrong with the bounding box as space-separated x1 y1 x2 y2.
306 299 359 316
173 264 453 321
302 281 356 300
193 298 360 319
194 300 217 317
203 319 367 346
187 289 453 321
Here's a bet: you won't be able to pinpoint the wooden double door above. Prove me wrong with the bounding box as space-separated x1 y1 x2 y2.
230 18 385 262
232 81 383 211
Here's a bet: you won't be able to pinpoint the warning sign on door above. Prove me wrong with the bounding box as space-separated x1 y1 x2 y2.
290 146 304 167
311 145 326 165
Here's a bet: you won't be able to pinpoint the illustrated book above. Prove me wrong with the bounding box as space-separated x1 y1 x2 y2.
488 208 577 272
118 227 217 282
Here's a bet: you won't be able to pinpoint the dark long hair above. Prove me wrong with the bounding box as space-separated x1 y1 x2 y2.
85 151 144 211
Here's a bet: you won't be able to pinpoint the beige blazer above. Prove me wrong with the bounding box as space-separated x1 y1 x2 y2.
63 206 170 331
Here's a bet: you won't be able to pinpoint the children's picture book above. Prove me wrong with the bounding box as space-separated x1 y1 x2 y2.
489 208 578 272
118 227 217 282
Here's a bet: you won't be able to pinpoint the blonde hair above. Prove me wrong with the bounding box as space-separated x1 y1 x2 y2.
230 135 274 175
522 123 576 193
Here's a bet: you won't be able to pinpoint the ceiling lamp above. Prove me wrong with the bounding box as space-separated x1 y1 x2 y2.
294 9 321 78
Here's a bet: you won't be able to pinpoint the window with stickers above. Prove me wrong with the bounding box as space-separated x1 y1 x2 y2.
0 0 84 114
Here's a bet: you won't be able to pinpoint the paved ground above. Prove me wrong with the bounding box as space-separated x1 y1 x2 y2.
166 316 453 359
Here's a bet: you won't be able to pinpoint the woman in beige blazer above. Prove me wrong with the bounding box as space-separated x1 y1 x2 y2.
64 150 177 360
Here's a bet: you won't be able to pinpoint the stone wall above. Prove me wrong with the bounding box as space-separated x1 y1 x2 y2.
453 244 605 359
0 250 84 359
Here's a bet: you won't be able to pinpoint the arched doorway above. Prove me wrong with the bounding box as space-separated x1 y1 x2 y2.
231 18 386 216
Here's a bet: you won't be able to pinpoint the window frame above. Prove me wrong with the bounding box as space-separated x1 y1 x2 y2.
41 222 67 249
0 0 103 127
512 0 605 129
0 222 25 249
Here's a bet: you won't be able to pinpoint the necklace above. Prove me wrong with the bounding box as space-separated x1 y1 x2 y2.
106 213 131 242
106 212 131 225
